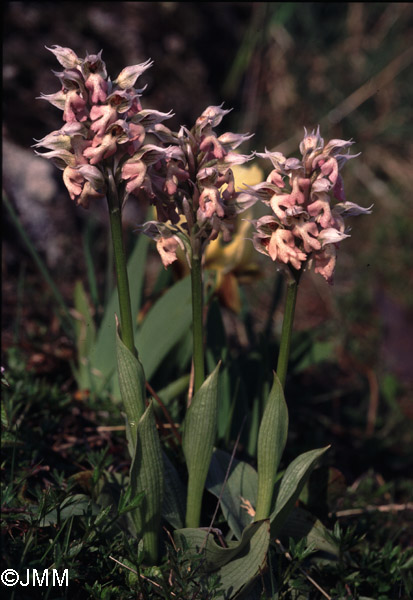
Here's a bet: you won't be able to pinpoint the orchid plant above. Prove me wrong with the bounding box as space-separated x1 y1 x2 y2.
35 45 372 596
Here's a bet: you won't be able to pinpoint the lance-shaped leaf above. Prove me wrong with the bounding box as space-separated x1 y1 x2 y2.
270 446 330 538
115 323 146 448
183 363 220 528
278 506 339 557
129 401 164 564
162 452 186 530
255 373 288 520
137 275 192 380
174 519 270 599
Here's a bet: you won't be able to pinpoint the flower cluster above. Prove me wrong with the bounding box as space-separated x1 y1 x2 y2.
240 128 372 283
34 46 172 208
138 105 255 267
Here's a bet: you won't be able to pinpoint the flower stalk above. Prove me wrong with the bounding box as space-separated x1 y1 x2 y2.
276 268 300 389
190 246 205 395
106 169 136 356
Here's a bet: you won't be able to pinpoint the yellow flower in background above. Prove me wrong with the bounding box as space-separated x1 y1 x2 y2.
162 160 264 312
203 162 264 313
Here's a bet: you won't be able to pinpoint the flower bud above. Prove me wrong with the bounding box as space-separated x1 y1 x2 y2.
45 45 80 69
114 59 154 89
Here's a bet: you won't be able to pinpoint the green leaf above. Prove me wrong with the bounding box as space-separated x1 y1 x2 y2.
129 401 164 563
137 275 192 380
270 446 330 538
115 325 146 447
40 494 95 526
162 452 186 530
206 449 257 540
118 486 145 516
174 519 270 599
278 507 339 556
255 373 288 520
155 374 191 407
183 363 220 528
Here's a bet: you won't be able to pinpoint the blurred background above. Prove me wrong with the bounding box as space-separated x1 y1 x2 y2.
2 3 413 474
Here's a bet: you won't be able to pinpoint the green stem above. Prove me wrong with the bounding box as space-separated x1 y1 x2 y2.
276 269 300 389
191 249 205 394
106 171 135 356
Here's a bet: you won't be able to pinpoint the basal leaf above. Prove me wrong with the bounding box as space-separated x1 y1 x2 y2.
255 373 288 520
183 363 220 528
162 452 186 530
129 401 164 563
136 275 192 380
115 325 146 447
206 449 257 540
270 446 330 538
174 519 270 599
278 507 339 556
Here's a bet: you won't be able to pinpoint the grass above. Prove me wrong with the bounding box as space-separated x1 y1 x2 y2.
2 336 412 598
